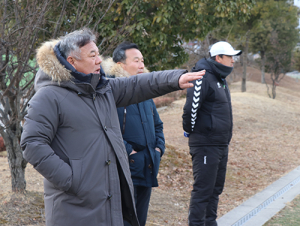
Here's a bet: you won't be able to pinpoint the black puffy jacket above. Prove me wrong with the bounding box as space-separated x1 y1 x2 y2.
182 58 233 147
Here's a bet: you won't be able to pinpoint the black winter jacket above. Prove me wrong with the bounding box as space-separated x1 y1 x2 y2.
182 58 233 147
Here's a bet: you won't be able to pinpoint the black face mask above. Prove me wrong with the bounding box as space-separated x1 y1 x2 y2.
207 58 233 79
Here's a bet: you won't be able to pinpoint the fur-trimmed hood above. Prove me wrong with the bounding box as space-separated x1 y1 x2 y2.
36 39 72 83
35 39 107 92
101 57 149 78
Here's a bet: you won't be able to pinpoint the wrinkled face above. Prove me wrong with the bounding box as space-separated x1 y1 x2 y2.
216 55 234 67
120 48 144 76
67 41 102 74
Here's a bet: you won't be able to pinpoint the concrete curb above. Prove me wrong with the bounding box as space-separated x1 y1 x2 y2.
217 166 300 226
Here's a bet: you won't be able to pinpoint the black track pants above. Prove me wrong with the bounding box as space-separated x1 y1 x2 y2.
188 145 228 226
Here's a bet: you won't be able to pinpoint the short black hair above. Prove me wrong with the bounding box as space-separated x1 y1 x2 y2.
112 41 139 63
210 54 224 61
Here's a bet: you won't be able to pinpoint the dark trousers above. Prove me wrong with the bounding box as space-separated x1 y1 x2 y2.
188 146 228 226
124 185 152 226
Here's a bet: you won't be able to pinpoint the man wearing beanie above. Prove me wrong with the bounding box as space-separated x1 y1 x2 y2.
182 41 242 226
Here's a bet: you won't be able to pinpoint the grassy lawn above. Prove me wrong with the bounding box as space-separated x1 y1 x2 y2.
264 195 300 226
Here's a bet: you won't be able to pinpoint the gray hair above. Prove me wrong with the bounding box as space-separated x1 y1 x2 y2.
59 28 96 60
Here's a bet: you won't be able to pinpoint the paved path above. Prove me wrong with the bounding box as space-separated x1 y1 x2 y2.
217 166 300 226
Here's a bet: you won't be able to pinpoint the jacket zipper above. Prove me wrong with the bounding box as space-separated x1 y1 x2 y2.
224 80 233 137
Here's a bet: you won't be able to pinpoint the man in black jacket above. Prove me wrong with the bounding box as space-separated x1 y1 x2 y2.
102 42 165 226
182 41 242 226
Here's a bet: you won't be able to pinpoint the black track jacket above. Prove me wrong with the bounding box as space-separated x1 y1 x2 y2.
182 58 233 147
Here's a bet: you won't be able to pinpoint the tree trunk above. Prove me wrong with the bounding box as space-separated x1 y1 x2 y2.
261 51 266 84
2 132 27 192
242 32 250 92
272 83 276 99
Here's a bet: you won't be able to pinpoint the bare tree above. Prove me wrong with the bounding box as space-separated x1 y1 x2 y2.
0 0 51 192
0 0 116 192
182 34 216 71
265 31 290 99
241 31 250 92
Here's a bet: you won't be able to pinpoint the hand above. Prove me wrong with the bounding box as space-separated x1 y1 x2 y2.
155 147 161 153
179 70 205 89
129 150 137 155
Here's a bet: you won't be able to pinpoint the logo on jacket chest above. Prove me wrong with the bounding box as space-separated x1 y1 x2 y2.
217 82 225 89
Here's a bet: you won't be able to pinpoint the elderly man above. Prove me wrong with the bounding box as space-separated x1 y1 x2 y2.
182 41 242 226
20 28 204 226
102 42 165 226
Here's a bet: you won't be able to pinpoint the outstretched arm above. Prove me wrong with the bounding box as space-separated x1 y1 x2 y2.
178 70 206 89
110 69 205 108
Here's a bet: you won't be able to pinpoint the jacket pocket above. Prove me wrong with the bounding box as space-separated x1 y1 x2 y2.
197 113 213 132
67 159 83 195
129 151 145 179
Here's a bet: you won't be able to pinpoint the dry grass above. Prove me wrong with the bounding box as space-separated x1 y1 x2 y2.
0 153 45 225
0 66 300 226
0 191 45 225
153 89 186 108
